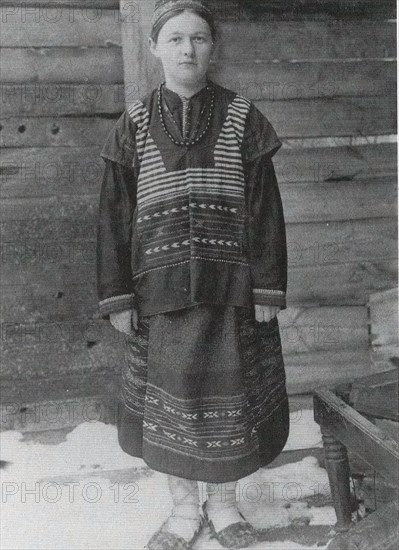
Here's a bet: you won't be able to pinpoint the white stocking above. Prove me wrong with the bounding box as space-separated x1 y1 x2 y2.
165 474 201 540
206 480 244 532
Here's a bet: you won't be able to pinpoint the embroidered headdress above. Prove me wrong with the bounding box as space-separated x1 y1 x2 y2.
151 0 216 41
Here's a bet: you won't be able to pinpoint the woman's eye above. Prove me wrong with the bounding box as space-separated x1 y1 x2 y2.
170 37 181 43
194 37 205 43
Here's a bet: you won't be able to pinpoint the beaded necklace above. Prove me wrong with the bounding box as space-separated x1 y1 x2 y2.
157 82 215 147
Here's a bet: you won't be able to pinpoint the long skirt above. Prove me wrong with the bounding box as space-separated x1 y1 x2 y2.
117 303 289 483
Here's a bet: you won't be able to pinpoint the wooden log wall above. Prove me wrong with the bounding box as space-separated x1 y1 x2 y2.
0 0 125 395
0 0 397 400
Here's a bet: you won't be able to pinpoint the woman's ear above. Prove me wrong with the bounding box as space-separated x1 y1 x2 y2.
149 37 161 58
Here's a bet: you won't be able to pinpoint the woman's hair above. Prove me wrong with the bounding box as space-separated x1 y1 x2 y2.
151 8 217 43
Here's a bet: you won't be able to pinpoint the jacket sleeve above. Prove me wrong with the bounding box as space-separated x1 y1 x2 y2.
244 155 287 309
242 103 287 309
96 159 138 319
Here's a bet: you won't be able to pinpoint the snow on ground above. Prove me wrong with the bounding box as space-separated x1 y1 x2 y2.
237 456 333 530
1 410 333 549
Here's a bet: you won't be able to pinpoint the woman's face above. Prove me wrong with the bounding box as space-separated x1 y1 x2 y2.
150 10 214 88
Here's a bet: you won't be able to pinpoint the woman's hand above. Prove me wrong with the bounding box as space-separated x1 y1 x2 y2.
109 308 139 334
255 305 281 323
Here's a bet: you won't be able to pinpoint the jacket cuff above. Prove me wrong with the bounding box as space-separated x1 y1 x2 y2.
252 289 286 309
98 293 136 319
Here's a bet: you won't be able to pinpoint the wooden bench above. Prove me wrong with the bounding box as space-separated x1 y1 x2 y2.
313 288 399 549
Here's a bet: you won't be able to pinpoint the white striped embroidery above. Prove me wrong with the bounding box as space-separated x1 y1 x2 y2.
129 96 251 209
127 102 168 178
253 289 285 296
137 203 238 223
137 170 245 207
191 202 238 212
144 238 240 255
138 179 242 199
214 96 251 170
139 167 244 187
99 293 135 308
129 95 251 262
139 136 166 179
138 186 243 208
127 101 152 165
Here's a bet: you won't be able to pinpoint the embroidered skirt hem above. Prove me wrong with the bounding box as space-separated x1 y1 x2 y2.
117 304 289 483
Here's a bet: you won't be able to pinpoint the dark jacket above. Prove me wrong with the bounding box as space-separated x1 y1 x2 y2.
96 83 287 318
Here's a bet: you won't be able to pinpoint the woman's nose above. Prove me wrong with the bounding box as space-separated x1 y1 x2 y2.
182 38 195 56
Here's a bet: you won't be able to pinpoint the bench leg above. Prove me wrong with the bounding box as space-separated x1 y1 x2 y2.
321 428 353 531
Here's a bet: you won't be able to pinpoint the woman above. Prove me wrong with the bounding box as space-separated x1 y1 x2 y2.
96 1 289 548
